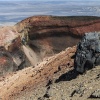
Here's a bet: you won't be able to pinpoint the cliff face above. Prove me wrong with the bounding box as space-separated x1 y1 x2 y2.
15 16 100 58
16 16 100 36
0 26 20 51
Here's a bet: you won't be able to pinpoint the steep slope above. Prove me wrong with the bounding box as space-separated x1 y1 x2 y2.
16 16 100 36
0 46 99 100
15 16 100 58
0 46 76 100
0 16 100 100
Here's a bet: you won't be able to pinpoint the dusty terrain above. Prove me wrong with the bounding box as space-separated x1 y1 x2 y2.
16 65 100 100
0 16 100 100
0 46 76 100
0 46 99 100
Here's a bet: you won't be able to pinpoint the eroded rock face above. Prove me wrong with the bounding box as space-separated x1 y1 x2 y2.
0 26 21 51
0 27 31 76
0 16 100 99
0 46 31 76
15 16 100 58
1 16 100 76
0 47 14 75
74 32 100 73
16 16 100 36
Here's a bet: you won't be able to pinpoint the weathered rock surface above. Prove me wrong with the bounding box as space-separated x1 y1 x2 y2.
16 16 100 36
0 26 20 51
90 89 100 98
0 16 100 100
0 46 99 100
0 47 14 76
0 26 31 76
0 46 76 100
1 16 100 76
74 32 100 73
15 15 100 59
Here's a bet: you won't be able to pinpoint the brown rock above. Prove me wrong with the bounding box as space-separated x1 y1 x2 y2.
0 46 76 100
16 16 100 36
0 15 100 76
0 26 21 51
0 27 31 76
15 16 100 59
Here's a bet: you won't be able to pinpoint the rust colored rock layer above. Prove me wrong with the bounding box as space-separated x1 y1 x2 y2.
16 16 100 37
15 16 100 58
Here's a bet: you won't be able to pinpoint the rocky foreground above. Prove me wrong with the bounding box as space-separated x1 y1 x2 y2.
0 16 100 100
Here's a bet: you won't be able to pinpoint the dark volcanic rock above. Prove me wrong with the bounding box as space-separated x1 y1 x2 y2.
0 15 100 99
74 32 100 73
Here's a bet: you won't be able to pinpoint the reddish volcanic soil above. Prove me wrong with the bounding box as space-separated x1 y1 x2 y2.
16 16 100 36
0 16 100 100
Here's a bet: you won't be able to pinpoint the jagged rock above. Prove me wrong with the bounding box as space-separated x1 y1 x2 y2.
74 32 100 73
90 89 100 98
0 47 31 76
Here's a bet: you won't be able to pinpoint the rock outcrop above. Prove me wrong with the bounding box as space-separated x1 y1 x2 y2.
90 89 100 98
74 32 100 73
0 27 31 76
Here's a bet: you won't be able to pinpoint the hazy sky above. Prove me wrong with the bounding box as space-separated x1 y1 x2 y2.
0 0 100 26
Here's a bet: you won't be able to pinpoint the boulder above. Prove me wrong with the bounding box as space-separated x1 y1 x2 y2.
74 32 100 73
90 89 100 98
